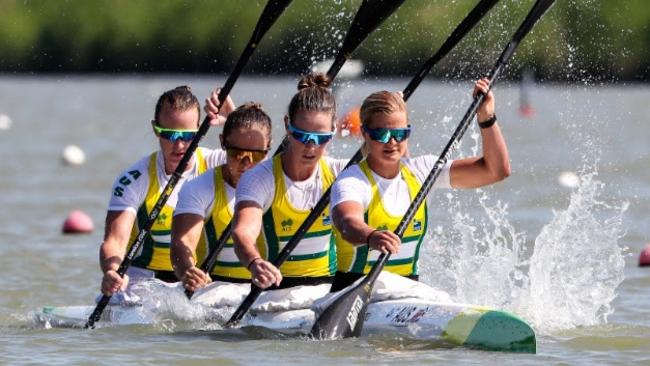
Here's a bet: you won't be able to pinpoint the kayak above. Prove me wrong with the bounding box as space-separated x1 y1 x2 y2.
34 273 536 353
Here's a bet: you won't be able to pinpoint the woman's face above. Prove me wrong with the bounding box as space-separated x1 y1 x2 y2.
154 104 200 174
363 110 409 165
285 109 333 166
221 125 270 186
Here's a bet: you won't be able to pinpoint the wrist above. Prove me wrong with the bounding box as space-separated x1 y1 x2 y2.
247 257 262 270
478 113 497 129
365 229 379 245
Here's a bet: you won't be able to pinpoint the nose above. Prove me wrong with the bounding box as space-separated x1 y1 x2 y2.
239 156 254 168
173 139 189 150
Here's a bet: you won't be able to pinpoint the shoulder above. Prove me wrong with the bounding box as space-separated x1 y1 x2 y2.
108 153 154 211
111 154 152 193
176 168 216 217
402 155 453 186
335 163 365 183
202 147 227 168
237 159 274 194
323 156 349 176
182 167 215 192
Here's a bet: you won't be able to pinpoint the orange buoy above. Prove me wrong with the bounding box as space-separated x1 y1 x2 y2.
339 107 361 137
62 210 95 234
639 244 650 267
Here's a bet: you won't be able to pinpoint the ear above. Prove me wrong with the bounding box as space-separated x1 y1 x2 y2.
219 133 225 149
284 115 289 130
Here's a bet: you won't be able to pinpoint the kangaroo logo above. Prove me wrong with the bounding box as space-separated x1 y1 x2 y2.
377 224 388 231
413 219 422 231
281 218 293 231
156 213 168 225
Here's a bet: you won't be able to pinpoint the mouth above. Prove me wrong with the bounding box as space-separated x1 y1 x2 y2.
302 153 317 161
382 148 400 157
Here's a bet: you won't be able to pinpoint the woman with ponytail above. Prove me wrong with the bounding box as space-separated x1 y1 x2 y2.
232 73 347 290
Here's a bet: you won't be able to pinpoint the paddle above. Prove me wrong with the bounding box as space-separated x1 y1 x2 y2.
223 0 406 325
224 0 500 328
310 0 557 340
85 0 294 329
187 0 406 300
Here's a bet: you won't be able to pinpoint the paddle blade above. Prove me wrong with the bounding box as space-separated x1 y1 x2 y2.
327 0 406 79
310 278 373 340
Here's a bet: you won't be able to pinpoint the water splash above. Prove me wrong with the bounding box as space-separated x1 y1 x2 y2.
422 170 627 335
525 172 627 331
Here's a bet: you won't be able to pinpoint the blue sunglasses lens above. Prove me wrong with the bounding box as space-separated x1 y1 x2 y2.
288 124 333 145
160 130 196 142
364 125 411 143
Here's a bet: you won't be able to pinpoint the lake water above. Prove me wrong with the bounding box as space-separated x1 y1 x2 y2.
1 76 648 365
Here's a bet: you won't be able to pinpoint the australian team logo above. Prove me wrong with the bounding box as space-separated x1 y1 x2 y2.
281 218 293 232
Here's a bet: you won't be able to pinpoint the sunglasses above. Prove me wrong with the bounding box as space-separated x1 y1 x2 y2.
223 143 269 163
287 123 334 145
153 125 198 142
362 125 412 143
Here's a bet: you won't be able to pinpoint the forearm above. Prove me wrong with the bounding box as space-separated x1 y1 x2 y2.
479 121 510 180
170 239 197 279
339 216 376 246
170 214 203 278
233 228 263 267
99 240 124 273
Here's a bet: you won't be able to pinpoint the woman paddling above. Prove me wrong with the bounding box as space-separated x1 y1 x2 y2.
170 103 272 293
329 78 510 292
232 73 347 290
99 86 233 300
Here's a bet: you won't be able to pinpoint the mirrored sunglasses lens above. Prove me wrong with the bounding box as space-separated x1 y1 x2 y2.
227 149 267 163
161 130 195 142
291 131 332 145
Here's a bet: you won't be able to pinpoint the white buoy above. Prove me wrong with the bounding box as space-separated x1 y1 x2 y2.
557 171 580 188
0 114 12 130
312 59 364 79
62 145 86 166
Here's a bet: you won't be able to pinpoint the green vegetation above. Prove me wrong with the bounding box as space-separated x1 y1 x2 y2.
0 0 647 81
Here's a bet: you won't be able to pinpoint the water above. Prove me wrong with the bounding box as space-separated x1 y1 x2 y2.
1 76 649 365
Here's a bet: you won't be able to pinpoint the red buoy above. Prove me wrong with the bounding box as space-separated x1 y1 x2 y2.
639 244 650 267
62 210 95 234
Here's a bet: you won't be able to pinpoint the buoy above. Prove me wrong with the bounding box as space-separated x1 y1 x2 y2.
62 210 94 234
519 68 536 118
639 244 650 267
338 107 361 137
0 114 12 130
312 59 364 79
558 171 580 188
62 145 86 165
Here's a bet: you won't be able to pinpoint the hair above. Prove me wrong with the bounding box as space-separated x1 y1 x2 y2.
154 85 201 125
287 72 336 128
222 102 272 144
360 91 407 127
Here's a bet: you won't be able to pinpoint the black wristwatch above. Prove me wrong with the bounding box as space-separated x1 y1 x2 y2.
478 114 497 129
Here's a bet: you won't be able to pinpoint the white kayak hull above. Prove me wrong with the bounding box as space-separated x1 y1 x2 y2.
36 299 535 353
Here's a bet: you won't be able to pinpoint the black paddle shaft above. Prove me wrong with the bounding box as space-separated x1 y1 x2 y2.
85 0 294 329
311 0 557 340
